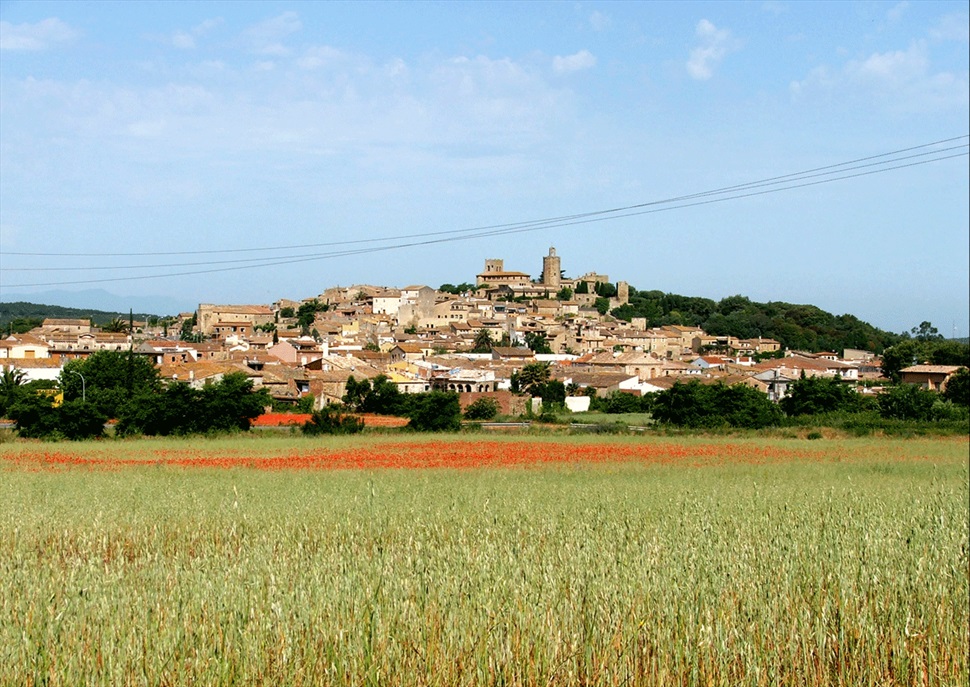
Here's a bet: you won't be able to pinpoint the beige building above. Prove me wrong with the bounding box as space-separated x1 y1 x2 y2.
197 304 274 336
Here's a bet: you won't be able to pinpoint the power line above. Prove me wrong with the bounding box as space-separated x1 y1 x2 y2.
5 135 967 260
2 137 967 288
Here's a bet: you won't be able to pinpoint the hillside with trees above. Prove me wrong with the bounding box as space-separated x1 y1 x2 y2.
0 302 163 335
610 289 902 353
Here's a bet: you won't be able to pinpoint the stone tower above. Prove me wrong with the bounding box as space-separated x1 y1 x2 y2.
617 280 630 305
542 247 561 288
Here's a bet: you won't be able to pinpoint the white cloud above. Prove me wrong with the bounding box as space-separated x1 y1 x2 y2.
170 18 222 50
761 1 787 15
790 41 968 113
930 13 970 43
552 50 597 74
172 31 195 50
849 43 928 84
296 45 346 70
243 12 301 56
589 11 611 32
0 17 76 51
887 1 909 23
686 19 740 80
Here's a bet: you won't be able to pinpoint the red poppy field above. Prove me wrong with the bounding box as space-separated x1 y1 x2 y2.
2 433 964 472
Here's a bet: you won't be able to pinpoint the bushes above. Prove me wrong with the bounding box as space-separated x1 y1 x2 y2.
301 406 364 435
7 395 107 440
464 397 500 421
781 375 869 416
407 392 462 432
116 373 269 436
651 381 782 429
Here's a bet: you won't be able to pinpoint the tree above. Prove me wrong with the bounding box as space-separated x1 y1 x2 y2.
7 394 58 439
0 367 27 417
464 397 500 420
651 381 781 429
911 321 943 341
116 373 269 436
594 297 611 315
407 392 461 431
61 351 161 419
535 380 566 409
100 317 129 334
200 372 269 432
342 376 371 410
780 374 866 416
343 375 407 415
516 362 551 396
575 281 589 294
117 382 200 436
524 331 552 354
594 282 617 298
471 329 494 354
54 400 108 440
556 287 573 301
877 384 938 421
942 368 970 407
180 314 198 341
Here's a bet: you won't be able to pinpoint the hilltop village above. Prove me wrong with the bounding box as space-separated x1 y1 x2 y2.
2 248 909 413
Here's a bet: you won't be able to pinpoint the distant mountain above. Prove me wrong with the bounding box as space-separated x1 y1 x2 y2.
0 289 194 317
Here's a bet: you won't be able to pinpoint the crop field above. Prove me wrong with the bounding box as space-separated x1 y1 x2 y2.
1 434 967 686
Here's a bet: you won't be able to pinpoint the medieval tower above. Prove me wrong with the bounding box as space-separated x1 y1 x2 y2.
542 247 561 288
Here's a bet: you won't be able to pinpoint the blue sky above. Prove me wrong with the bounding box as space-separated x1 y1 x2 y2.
1 1 967 335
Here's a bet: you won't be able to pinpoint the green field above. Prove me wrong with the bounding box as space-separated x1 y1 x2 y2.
1 435 967 686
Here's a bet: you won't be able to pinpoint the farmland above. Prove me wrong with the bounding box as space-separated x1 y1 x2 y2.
1 434 967 686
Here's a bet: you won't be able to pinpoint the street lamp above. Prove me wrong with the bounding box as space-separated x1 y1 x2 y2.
69 370 86 403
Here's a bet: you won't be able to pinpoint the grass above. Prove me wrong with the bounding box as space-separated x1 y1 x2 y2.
1 434 967 686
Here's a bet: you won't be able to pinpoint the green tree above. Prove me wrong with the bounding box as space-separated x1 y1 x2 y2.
516 362 551 396
407 392 461 431
100 317 129 333
594 282 617 298
535 380 566 409
651 381 781 429
117 382 200 436
556 287 573 301
524 331 552 354
7 393 58 439
594 297 611 315
877 384 938 421
200 372 269 432
471 329 494 354
116 373 269 436
942 368 970 406
0 367 27 417
180 314 198 341
464 397 500 420
780 375 865 416
342 376 371 410
61 351 161 419
575 281 589 295
54 400 108 440
911 321 943 341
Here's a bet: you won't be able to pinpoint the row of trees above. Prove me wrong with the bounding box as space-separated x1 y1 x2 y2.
583 371 970 429
3 351 270 440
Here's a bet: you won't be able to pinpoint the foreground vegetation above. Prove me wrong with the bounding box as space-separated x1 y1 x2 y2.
1 435 966 686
